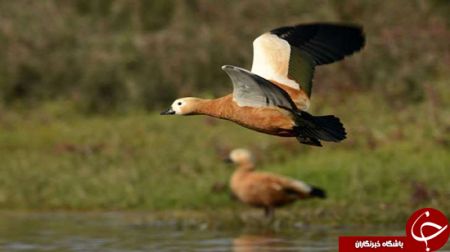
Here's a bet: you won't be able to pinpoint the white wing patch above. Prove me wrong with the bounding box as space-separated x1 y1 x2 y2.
251 33 300 90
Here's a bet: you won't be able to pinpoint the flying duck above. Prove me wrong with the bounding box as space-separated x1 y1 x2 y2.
161 23 365 146
226 148 325 219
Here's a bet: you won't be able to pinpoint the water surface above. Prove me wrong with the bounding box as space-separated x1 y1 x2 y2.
0 212 448 252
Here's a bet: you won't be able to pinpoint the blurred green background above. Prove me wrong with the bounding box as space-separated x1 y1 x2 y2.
0 0 448 225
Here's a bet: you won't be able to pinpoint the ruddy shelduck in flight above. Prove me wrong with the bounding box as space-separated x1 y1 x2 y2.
161 23 365 146
226 148 325 219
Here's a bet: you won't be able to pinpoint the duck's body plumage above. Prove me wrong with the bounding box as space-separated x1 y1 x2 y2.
230 170 312 208
162 23 365 146
193 95 296 137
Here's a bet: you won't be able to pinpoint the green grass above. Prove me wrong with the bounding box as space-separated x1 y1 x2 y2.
0 92 449 226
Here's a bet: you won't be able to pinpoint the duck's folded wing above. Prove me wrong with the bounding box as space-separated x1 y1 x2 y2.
251 23 365 97
222 65 296 110
259 173 325 199
282 178 326 199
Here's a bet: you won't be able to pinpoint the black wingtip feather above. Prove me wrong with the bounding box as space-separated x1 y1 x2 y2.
271 22 365 65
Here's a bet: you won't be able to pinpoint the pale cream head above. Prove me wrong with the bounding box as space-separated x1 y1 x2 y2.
229 148 254 167
161 97 199 115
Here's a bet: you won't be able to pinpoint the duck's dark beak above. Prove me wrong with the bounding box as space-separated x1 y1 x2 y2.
160 108 175 115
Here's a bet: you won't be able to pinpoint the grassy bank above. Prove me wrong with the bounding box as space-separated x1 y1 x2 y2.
0 90 449 225
0 0 449 229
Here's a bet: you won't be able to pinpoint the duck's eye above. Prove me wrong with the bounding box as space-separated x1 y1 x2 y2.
177 102 182 106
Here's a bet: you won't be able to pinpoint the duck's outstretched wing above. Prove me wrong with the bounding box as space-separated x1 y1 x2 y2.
251 23 365 97
222 65 296 110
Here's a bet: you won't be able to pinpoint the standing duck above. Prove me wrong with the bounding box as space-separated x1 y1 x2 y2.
161 23 365 146
226 148 325 219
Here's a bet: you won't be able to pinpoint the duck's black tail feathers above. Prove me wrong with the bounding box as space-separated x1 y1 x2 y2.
294 110 346 147
310 186 326 199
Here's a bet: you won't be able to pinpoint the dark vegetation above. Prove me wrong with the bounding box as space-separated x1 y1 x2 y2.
0 0 448 112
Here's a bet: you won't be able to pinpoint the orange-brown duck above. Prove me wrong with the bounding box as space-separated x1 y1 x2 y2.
161 23 365 146
227 149 325 219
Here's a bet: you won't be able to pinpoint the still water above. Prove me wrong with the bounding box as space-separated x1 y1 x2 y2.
0 212 448 252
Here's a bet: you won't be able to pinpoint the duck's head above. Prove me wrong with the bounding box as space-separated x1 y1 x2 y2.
160 97 199 115
225 148 254 169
